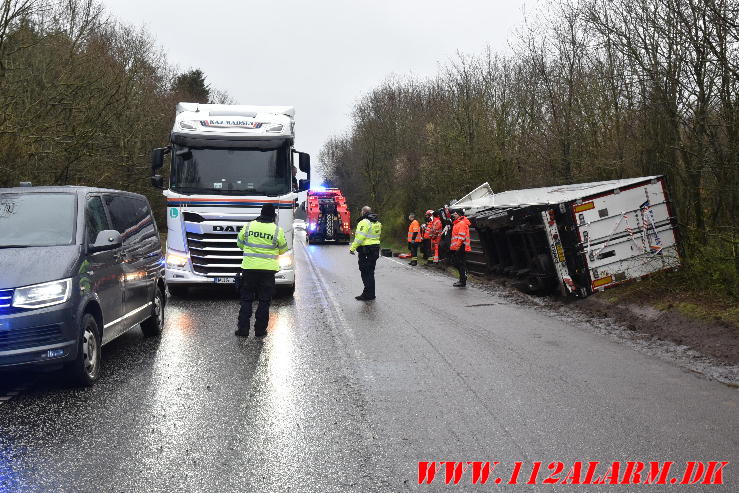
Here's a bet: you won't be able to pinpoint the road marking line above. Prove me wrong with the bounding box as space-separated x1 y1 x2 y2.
300 242 374 383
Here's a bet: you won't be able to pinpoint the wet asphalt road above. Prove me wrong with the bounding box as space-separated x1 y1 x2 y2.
0 231 737 492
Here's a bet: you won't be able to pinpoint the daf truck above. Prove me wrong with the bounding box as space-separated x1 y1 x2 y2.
150 103 310 297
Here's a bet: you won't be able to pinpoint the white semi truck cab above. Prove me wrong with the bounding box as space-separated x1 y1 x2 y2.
150 103 310 297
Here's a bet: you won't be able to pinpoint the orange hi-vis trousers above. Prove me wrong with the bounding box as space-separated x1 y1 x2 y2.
431 239 440 263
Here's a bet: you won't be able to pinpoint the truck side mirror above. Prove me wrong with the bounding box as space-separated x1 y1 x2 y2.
151 175 164 189
89 230 122 253
298 152 310 175
298 179 310 192
151 147 170 171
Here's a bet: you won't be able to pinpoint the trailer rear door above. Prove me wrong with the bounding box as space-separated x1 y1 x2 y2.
573 177 680 293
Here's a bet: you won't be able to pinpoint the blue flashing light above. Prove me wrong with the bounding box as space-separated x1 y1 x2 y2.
310 185 327 192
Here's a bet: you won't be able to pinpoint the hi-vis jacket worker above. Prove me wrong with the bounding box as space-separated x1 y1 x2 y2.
449 209 471 287
234 203 288 337
421 209 433 260
407 213 422 266
349 205 382 301
428 211 443 264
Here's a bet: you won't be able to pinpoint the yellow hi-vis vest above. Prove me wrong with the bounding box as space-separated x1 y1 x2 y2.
350 218 382 252
237 220 289 271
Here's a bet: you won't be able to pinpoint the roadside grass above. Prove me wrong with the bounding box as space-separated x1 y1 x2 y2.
601 269 739 329
380 237 408 255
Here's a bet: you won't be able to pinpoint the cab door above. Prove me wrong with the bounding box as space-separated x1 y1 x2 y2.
84 194 123 342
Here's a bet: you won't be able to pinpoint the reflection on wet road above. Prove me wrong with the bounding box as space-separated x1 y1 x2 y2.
1 232 738 492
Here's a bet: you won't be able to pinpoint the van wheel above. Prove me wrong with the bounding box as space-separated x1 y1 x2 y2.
141 287 165 337
168 286 188 297
66 314 102 387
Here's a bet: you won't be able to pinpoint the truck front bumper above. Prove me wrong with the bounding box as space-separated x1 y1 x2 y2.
166 268 295 286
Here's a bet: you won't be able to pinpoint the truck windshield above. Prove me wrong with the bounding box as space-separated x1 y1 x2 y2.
0 193 77 247
170 144 292 196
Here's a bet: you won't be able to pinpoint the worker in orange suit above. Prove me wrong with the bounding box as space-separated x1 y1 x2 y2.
428 210 443 264
421 209 433 260
449 209 471 287
407 213 422 266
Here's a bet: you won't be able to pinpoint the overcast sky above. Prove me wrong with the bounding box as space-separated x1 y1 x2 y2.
103 0 531 182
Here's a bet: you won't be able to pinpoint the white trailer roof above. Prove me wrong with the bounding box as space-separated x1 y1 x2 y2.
454 176 661 211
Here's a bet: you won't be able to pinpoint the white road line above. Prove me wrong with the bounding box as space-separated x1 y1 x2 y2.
301 243 374 383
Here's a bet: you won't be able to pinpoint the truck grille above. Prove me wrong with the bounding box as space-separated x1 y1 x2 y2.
0 323 65 352
186 232 244 277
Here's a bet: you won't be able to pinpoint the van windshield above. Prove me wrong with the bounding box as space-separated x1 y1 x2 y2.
0 193 77 247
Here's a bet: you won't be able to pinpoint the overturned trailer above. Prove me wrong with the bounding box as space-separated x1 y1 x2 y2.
454 176 681 297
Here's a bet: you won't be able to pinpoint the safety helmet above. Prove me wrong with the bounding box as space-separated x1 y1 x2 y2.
425 209 433 216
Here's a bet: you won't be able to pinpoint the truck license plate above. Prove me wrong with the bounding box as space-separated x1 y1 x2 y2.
213 277 235 284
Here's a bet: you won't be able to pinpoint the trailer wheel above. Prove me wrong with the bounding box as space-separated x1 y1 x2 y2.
523 254 557 295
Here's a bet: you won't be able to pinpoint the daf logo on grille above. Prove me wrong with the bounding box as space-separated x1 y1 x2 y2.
213 225 240 232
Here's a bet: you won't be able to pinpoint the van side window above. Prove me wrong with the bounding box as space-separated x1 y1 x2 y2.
104 194 136 234
104 194 155 244
86 196 109 244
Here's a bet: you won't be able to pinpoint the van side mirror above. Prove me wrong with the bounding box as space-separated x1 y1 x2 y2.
151 175 164 189
151 147 170 171
89 230 122 253
298 152 310 175
298 179 310 192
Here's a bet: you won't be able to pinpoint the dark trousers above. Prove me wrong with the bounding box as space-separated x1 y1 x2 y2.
421 239 431 259
453 250 467 284
238 269 276 334
358 245 380 298
409 242 419 260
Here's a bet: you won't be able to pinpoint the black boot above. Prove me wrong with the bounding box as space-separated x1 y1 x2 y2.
410 260 418 266
453 281 466 287
235 328 249 337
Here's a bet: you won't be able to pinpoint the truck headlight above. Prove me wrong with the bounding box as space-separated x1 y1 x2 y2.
278 252 293 269
166 250 189 268
13 278 72 309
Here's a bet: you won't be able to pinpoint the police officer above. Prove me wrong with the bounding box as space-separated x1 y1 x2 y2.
349 205 382 301
235 203 288 337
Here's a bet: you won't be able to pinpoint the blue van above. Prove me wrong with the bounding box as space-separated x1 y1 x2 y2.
0 187 166 386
